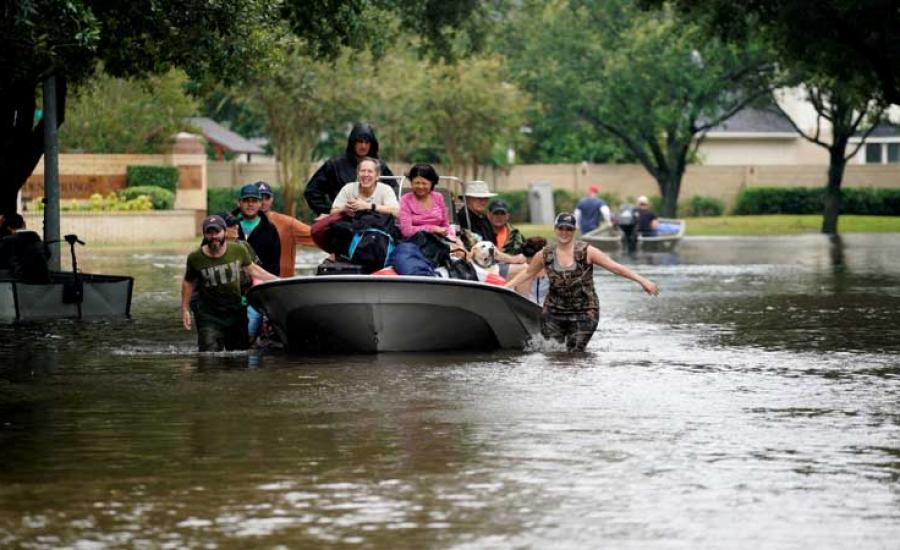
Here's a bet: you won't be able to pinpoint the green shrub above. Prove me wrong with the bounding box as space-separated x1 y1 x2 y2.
598 191 621 207
119 185 175 210
733 187 822 214
553 188 578 215
126 165 179 192
495 190 529 223
841 187 900 215
685 195 724 217
733 186 900 215
34 193 153 212
208 187 239 216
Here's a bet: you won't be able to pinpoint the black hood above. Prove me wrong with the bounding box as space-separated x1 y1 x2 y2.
345 123 381 159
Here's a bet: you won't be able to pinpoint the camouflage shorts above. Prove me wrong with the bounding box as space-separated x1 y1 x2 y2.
540 309 599 352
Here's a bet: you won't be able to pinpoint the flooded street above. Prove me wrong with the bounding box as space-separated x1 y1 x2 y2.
2 235 899 548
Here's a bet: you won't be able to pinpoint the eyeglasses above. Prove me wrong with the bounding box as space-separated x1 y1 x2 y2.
555 226 575 232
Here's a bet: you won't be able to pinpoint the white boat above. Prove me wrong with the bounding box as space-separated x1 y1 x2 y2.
247 275 542 353
581 218 686 252
1 272 133 323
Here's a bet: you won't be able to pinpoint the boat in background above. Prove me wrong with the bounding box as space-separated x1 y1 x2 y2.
248 275 542 353
1 234 134 323
581 218 686 252
1 272 133 323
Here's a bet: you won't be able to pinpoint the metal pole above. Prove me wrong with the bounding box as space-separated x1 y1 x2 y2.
43 75 61 270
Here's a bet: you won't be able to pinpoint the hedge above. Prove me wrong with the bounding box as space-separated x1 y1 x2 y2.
119 186 175 210
684 195 724 217
495 190 529 223
734 187 900 215
553 189 578 215
126 165 179 192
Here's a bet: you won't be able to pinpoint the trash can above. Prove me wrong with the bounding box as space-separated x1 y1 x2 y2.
528 182 555 225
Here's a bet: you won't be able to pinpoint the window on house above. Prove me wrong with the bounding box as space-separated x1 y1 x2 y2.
865 143 883 163
888 143 900 163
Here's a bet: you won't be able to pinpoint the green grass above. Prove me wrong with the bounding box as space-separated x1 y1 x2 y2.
519 215 900 238
684 215 900 236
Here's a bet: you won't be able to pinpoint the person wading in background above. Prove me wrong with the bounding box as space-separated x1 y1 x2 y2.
575 184 611 235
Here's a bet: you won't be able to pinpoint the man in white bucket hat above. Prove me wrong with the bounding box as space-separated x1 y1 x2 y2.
455 180 498 249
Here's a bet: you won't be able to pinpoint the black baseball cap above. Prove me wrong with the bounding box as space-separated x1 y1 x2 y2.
239 184 262 199
554 212 577 229
202 215 226 232
489 199 509 213
256 181 273 197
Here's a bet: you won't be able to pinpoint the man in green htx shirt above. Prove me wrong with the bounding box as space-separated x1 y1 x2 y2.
181 215 279 351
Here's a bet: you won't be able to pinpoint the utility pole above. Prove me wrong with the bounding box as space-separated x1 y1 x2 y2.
43 75 61 270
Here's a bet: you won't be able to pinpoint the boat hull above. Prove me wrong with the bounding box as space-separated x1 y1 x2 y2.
581 218 685 252
1 272 134 323
248 275 542 353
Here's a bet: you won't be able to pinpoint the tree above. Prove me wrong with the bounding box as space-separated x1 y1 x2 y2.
245 40 365 217
2 0 485 214
61 68 198 154
421 55 531 180
655 0 900 106
503 0 775 216
770 82 887 234
0 0 277 214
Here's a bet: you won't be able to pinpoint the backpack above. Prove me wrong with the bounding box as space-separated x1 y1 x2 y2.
347 228 396 274
616 204 636 226
392 242 436 276
310 212 354 255
405 231 451 268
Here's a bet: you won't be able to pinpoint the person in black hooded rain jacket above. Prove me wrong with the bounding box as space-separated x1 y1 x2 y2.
304 123 395 217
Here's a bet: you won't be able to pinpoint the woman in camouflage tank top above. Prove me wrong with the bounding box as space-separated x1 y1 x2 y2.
505 213 659 351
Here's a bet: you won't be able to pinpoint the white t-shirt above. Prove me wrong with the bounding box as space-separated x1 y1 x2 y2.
331 182 399 210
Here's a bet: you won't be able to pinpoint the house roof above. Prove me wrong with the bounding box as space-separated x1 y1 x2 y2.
857 122 900 138
185 117 265 154
705 107 796 137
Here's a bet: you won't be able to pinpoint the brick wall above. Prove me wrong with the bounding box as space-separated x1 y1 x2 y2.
25 149 207 211
23 210 199 244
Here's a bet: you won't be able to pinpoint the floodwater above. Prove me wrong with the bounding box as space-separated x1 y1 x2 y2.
1 235 899 549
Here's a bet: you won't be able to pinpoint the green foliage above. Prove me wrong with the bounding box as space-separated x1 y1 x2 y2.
422 55 532 179
733 187 900 215
733 187 823 215
660 0 900 105
842 188 900 216
242 38 364 216
207 188 239 217
280 0 486 61
119 186 175 210
34 193 153 212
499 0 775 217
598 191 622 207
126 165 179 192
684 195 724 217
62 68 198 154
495 191 530 223
553 189 578 215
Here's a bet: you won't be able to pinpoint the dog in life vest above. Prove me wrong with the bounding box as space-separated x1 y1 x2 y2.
470 240 500 274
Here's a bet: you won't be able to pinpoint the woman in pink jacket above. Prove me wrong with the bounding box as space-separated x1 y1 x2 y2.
398 164 457 240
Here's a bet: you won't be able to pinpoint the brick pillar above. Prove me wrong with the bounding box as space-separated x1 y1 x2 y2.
168 133 208 229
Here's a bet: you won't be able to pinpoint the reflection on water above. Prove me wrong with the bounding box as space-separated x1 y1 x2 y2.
2 236 899 548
